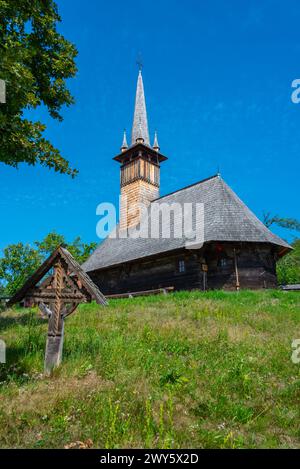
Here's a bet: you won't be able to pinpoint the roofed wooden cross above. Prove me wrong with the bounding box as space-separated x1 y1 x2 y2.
8 246 107 374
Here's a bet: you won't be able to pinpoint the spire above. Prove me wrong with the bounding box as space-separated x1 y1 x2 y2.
131 70 150 146
153 131 160 151
121 129 128 152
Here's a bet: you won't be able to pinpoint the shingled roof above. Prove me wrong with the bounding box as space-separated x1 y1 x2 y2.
8 246 107 307
83 175 291 273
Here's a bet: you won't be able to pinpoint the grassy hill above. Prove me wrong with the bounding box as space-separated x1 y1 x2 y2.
0 290 299 449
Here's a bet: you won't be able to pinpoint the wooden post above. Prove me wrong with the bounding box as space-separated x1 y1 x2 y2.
201 263 208 291
44 320 64 375
44 261 64 375
233 248 240 291
203 271 207 291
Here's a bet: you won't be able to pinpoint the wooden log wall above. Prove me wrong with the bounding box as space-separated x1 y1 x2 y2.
121 158 159 187
205 242 278 290
89 242 278 295
90 251 202 295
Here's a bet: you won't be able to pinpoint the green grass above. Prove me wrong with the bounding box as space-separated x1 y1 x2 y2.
0 289 299 448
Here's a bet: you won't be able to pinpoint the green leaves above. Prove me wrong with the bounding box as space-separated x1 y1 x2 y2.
263 213 300 232
277 239 300 285
0 0 78 176
262 213 300 284
0 243 42 295
0 231 97 295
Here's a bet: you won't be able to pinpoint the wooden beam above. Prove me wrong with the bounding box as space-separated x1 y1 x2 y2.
106 287 174 299
25 291 85 302
233 248 240 291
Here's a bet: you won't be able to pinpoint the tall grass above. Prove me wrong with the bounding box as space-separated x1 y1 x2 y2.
0 290 299 448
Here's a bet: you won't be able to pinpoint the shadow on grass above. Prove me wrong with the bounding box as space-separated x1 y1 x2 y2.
0 310 45 383
0 310 46 331
0 343 44 383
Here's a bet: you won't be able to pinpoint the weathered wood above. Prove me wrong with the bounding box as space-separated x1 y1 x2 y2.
64 302 80 318
7 246 107 308
45 320 64 375
44 261 65 374
90 242 279 295
280 284 300 291
106 286 174 299
7 246 107 374
121 157 160 188
25 290 85 302
233 248 240 291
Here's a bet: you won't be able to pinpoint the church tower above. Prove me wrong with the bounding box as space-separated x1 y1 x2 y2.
114 70 167 231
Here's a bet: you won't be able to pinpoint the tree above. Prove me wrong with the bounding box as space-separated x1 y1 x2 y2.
0 0 78 176
263 213 300 231
0 232 97 296
263 213 300 284
65 236 97 265
35 231 65 259
35 231 97 264
277 239 300 285
0 243 42 295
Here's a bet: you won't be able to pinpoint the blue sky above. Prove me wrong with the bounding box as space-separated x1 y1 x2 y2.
1 0 300 250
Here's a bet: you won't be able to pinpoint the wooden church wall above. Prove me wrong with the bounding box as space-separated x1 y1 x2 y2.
89 251 203 295
89 242 278 295
205 243 278 290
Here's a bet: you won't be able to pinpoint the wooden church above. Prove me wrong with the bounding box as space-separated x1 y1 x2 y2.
83 70 291 294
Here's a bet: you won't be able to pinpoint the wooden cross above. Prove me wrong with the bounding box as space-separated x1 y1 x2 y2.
7 246 107 375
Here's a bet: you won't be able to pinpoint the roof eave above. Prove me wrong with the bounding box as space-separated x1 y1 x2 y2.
113 143 168 163
84 239 292 274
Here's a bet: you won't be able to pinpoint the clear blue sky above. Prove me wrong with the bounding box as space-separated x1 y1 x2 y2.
1 0 300 250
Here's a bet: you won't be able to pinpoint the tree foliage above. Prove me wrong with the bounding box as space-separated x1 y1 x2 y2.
263 213 300 284
277 239 300 285
34 231 65 259
0 243 42 295
263 213 300 231
35 231 97 264
0 232 97 295
0 0 78 176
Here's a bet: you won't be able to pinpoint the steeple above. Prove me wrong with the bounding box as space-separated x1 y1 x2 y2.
114 70 167 231
121 130 128 152
131 70 150 145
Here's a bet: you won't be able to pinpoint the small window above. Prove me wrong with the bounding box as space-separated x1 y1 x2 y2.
178 259 185 273
219 258 232 268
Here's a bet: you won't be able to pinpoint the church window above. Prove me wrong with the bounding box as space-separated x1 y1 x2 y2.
178 259 185 273
219 258 232 268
